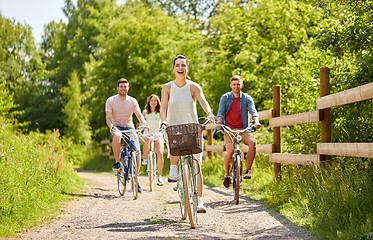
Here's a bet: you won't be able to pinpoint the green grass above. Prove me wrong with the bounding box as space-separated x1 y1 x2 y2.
0 118 83 237
202 152 373 240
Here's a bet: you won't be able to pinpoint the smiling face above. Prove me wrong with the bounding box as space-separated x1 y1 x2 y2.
173 58 189 79
117 82 129 96
149 96 158 109
230 79 243 94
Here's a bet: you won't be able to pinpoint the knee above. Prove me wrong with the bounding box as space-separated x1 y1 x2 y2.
249 139 256 149
225 148 234 156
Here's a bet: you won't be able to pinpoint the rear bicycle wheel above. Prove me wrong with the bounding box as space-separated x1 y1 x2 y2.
233 155 240 205
130 151 139 200
182 157 196 229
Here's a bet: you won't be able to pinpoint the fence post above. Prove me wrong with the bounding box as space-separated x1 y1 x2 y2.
207 129 213 160
273 85 281 181
320 67 331 163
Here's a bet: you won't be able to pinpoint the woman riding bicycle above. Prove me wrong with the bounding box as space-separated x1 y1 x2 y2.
141 94 165 186
160 54 214 213
216 75 261 189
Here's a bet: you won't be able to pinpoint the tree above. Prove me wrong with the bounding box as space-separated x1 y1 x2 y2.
62 71 92 144
85 1 208 140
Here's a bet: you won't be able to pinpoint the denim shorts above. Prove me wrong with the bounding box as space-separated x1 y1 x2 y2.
111 126 140 151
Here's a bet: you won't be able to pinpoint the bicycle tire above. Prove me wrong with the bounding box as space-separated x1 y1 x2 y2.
130 151 139 200
233 155 240 205
182 157 196 229
117 151 128 196
148 151 153 192
177 159 186 220
186 158 198 226
117 168 126 196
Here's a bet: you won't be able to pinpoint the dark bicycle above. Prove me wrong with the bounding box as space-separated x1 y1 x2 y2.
216 122 256 205
112 126 144 200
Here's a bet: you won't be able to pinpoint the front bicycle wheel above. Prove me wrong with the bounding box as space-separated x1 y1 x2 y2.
117 164 127 196
233 155 240 205
186 157 197 227
130 151 139 200
182 157 196 229
148 151 155 192
177 159 186 220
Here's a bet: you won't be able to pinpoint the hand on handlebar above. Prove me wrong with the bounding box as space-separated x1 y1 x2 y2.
138 124 150 132
253 122 261 129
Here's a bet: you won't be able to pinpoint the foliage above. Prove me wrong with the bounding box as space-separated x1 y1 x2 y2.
62 71 92 144
85 1 209 140
0 117 82 237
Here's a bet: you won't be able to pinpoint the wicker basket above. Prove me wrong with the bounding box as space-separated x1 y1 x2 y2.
166 123 203 156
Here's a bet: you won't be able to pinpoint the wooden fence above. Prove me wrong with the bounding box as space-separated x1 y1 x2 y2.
101 67 373 179
203 67 373 179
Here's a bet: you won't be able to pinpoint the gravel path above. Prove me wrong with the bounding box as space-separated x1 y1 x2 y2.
13 171 315 240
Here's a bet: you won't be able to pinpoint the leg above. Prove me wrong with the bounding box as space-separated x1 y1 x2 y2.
243 134 256 171
142 138 150 159
224 143 234 176
154 139 164 176
168 155 178 182
112 132 122 163
196 161 203 197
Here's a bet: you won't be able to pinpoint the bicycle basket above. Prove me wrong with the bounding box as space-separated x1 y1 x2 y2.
166 123 203 156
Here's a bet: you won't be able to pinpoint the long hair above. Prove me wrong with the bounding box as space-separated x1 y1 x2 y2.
173 55 191 80
144 94 161 114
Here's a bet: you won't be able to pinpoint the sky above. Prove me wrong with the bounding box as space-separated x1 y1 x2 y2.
0 0 68 43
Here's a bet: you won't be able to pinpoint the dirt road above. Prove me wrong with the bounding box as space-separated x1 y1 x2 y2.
15 171 315 239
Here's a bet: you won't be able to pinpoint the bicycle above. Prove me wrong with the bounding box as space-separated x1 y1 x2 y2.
140 132 159 192
112 126 144 200
216 122 256 205
162 118 211 229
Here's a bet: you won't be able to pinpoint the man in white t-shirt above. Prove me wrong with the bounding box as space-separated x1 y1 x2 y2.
105 78 147 192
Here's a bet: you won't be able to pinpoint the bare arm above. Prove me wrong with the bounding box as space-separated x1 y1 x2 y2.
134 107 147 126
191 82 213 116
106 111 114 134
160 83 170 124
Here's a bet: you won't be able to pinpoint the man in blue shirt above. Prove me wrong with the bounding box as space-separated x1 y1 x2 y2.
216 75 261 189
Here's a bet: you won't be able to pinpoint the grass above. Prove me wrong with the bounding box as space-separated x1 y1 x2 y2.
0 118 83 237
202 152 373 240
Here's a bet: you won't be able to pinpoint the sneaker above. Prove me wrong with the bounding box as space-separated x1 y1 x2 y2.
197 197 207 213
112 162 120 171
223 176 231 189
244 169 252 179
138 184 143 193
168 166 178 182
157 176 164 186
142 159 148 166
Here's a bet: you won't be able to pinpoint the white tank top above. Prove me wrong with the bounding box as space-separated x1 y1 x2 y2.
167 80 198 125
167 80 203 161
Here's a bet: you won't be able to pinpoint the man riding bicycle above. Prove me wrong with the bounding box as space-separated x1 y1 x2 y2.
216 75 261 189
105 78 148 193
